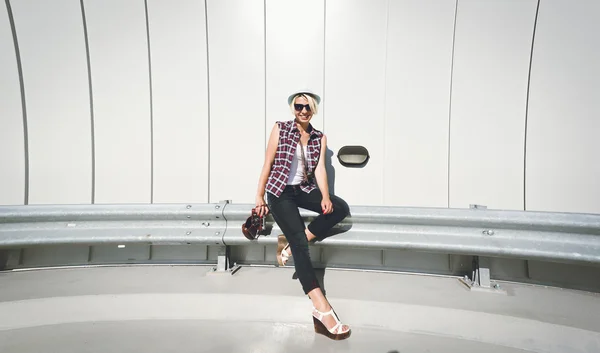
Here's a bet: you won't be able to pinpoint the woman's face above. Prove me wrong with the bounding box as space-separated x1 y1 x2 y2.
293 96 313 124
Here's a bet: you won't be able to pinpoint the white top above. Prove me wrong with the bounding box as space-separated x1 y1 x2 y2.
287 142 308 185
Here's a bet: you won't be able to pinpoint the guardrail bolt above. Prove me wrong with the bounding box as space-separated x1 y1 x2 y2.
494 283 500 289
186 205 192 209
215 232 220 236
215 205 220 209
186 231 191 235
202 222 210 227
483 230 495 236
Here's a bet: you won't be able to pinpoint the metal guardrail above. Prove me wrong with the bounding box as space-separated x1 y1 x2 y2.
1 202 600 267
222 203 600 266
0 202 228 247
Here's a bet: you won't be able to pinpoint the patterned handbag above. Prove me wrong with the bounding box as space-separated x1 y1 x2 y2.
242 207 265 240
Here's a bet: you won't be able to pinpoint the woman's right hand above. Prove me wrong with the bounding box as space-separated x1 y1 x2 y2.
255 195 269 217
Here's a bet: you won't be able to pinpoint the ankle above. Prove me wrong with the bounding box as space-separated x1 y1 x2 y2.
314 303 332 313
305 229 317 242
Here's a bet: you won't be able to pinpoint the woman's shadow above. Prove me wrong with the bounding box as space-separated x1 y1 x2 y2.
325 147 336 196
322 146 353 238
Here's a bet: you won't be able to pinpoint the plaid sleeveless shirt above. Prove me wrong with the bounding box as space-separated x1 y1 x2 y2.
266 120 323 197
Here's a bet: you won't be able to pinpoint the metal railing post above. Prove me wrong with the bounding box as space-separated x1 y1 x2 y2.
208 200 241 275
460 256 506 294
209 245 240 275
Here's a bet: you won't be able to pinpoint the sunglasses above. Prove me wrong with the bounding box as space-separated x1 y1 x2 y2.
294 104 311 112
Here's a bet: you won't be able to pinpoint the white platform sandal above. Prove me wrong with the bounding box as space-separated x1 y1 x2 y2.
312 307 351 340
276 234 292 266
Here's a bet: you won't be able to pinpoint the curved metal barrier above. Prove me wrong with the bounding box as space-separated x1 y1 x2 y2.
0 202 228 247
222 203 600 265
2 202 600 262
1 202 600 291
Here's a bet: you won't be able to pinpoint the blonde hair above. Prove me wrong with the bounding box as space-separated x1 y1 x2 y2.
289 94 319 115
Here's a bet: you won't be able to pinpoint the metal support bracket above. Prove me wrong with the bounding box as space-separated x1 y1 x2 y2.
211 200 230 246
207 201 240 275
0 249 21 271
208 245 241 275
0 250 8 271
459 256 507 295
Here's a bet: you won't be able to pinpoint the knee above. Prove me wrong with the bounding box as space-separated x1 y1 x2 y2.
333 197 350 219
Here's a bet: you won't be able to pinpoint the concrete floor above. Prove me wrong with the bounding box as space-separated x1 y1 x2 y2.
0 265 599 352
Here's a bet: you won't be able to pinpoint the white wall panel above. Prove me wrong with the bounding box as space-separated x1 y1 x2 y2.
324 0 387 206
147 0 209 203
85 0 151 204
526 0 600 214
383 0 455 207
207 0 264 203
449 0 537 210
12 0 92 204
266 0 324 135
0 4 25 205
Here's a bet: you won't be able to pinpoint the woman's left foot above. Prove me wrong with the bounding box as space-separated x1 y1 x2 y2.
312 306 351 340
277 234 292 266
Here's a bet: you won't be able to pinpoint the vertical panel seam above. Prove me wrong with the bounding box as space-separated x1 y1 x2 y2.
447 0 459 209
80 0 95 204
264 0 267 152
382 0 390 205
204 0 211 203
144 0 154 204
524 0 541 211
322 0 326 133
5 0 29 205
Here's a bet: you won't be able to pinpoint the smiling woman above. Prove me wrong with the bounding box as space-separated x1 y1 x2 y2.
253 89 352 340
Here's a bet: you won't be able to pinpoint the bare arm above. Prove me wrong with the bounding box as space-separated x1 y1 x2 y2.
255 123 280 216
314 135 333 214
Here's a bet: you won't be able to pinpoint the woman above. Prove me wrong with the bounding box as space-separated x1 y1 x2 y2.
254 90 351 340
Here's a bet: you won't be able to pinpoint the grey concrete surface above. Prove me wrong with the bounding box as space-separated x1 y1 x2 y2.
0 265 599 352
0 320 531 353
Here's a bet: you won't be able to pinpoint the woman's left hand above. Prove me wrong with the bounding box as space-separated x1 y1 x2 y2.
321 197 334 214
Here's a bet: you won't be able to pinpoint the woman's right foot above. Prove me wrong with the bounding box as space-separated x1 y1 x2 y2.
276 234 292 266
312 306 351 340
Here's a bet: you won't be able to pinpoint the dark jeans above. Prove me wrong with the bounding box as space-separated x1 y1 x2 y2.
267 185 350 294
